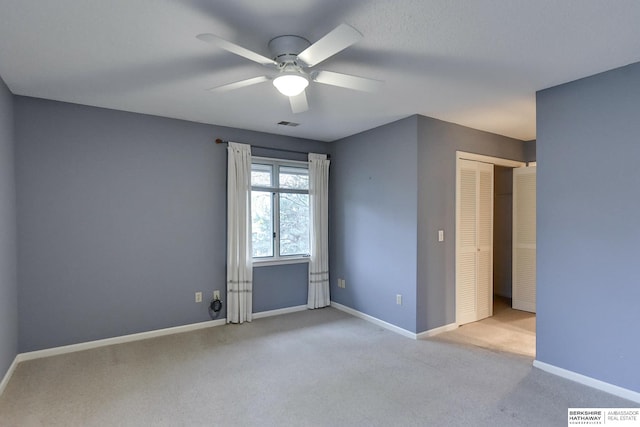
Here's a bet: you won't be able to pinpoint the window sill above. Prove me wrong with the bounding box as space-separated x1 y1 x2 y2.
252 257 310 268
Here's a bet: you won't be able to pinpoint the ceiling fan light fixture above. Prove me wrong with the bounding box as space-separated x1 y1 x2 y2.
273 74 309 97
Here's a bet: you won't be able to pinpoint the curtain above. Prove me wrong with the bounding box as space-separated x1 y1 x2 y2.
226 142 253 323
308 153 330 309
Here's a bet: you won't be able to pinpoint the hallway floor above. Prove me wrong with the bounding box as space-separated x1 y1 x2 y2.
432 297 536 358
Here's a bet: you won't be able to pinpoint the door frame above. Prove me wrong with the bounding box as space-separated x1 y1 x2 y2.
455 151 525 325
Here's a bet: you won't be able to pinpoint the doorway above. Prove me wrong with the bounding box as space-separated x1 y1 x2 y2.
455 152 525 325
454 152 535 356
452 151 535 355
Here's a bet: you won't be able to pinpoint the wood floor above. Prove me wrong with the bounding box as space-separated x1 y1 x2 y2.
432 296 536 358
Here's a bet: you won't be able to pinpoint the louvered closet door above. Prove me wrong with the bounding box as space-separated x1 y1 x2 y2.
512 166 536 313
476 164 494 319
456 159 494 325
457 160 478 325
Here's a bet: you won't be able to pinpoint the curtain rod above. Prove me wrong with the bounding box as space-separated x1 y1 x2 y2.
215 138 330 159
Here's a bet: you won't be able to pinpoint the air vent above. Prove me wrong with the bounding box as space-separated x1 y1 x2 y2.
277 121 300 127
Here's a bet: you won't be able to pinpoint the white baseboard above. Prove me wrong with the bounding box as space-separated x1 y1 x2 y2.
13 305 309 365
533 360 640 404
330 301 458 340
3 305 308 391
0 356 20 396
416 322 458 339
18 318 227 363
253 305 307 320
0 305 311 396
330 302 418 339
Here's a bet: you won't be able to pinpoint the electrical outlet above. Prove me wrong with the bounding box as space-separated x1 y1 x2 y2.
213 290 220 300
396 294 402 305
195 291 202 303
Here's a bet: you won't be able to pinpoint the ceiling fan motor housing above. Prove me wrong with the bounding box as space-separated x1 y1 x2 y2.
268 35 311 66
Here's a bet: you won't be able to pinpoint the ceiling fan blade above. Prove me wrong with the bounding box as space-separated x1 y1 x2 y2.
289 90 309 114
313 70 383 92
207 76 270 92
197 33 277 66
297 24 362 67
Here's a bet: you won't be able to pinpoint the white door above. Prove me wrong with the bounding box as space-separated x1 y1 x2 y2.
456 159 494 325
512 166 536 313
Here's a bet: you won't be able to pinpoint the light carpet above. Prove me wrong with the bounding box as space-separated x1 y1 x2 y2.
0 307 633 426
433 296 536 358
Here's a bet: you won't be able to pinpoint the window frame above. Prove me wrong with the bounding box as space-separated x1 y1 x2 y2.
251 156 311 267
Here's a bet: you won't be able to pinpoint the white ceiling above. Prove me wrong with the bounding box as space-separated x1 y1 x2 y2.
1 1 639 142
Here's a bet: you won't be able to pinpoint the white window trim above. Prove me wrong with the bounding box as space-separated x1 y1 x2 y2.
253 156 308 166
251 156 310 266
253 256 310 268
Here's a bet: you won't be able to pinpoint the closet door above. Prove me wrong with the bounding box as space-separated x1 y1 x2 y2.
512 166 536 312
456 159 494 325
476 163 494 319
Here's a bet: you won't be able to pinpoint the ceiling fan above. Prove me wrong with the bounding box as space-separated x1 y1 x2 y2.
196 23 383 114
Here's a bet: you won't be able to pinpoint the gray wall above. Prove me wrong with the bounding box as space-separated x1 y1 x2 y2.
253 263 309 313
329 114 526 334
0 77 17 378
329 117 419 332
524 140 536 163
493 166 513 298
537 62 640 393
15 96 328 352
416 116 526 332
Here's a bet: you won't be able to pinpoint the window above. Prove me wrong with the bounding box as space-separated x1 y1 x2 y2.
251 158 310 262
